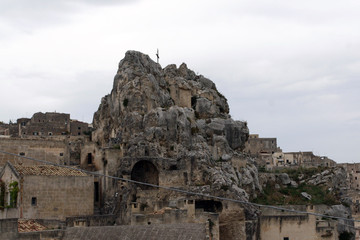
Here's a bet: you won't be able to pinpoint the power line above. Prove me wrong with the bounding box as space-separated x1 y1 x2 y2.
0 149 357 225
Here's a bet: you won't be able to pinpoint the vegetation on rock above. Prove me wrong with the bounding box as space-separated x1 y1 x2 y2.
253 182 338 205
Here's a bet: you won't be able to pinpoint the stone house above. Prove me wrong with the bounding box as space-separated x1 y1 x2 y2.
0 135 89 167
270 151 336 169
0 122 10 136
244 134 278 157
340 163 360 191
0 162 94 220
296 152 336 168
260 205 339 240
11 112 89 137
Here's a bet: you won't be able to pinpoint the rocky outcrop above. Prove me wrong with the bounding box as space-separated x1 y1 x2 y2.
92 50 254 191
92 51 260 238
305 167 348 191
92 51 247 155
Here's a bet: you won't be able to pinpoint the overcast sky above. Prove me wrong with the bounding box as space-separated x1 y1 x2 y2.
0 0 359 163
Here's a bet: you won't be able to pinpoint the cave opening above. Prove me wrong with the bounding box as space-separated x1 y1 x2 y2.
195 200 223 213
131 160 159 190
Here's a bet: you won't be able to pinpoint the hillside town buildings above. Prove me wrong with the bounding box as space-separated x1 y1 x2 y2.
245 134 336 170
0 115 355 240
0 50 357 239
0 162 93 220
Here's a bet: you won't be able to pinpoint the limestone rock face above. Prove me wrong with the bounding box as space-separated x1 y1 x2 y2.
93 51 250 168
92 51 259 235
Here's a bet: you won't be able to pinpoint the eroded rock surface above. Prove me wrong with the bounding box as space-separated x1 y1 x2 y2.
92 51 260 237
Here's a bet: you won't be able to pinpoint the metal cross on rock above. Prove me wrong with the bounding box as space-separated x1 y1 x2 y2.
156 49 159 63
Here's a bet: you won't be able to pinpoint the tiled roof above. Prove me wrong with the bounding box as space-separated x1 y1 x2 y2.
12 164 88 177
18 219 48 232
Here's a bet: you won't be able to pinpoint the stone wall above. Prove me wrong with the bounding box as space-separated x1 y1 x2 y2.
18 230 65 240
340 163 360 191
260 206 338 240
244 135 277 156
0 138 68 166
80 143 104 172
20 112 70 137
0 136 88 167
0 123 10 135
20 175 94 220
70 120 90 136
0 218 18 239
9 112 89 138
66 214 117 227
63 223 207 240
0 218 66 240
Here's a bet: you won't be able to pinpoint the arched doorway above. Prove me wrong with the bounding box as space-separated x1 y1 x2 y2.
131 161 159 190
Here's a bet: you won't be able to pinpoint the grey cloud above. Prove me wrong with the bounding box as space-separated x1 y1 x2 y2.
0 0 139 31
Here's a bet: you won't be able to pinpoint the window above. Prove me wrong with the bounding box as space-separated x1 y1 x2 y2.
78 127 81 130
31 197 37 206
284 238 289 240
19 152 25 156
87 153 92 164
48 132 53 136
60 153 63 156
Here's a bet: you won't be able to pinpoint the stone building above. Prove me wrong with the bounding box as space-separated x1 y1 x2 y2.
244 134 278 156
269 151 336 169
10 112 89 137
0 136 88 167
244 134 281 168
0 162 94 220
340 163 360 191
0 138 68 167
260 205 339 240
0 122 10 136
283 152 336 168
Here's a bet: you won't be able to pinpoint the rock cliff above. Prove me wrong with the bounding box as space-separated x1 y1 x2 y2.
92 51 261 235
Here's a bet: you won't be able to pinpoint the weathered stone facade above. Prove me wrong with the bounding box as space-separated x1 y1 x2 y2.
0 137 68 166
88 50 260 239
260 205 339 240
244 134 278 156
0 162 94 220
5 112 89 137
1 50 357 239
0 136 88 166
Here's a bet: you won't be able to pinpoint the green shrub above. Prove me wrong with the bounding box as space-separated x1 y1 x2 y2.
9 181 18 208
253 182 339 205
